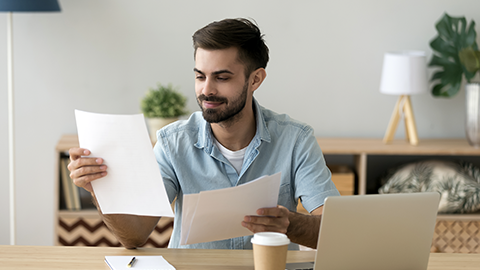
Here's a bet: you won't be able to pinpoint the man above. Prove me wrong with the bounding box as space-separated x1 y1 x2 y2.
68 18 339 250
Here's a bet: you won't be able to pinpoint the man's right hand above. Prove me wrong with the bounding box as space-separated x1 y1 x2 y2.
67 147 158 249
67 148 107 192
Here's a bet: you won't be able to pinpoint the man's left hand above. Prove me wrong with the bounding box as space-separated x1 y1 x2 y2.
241 205 290 234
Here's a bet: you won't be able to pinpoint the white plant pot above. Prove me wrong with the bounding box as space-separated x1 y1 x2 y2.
146 117 178 142
465 83 480 147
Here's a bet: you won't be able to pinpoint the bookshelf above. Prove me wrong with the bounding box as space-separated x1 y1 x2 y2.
55 135 480 252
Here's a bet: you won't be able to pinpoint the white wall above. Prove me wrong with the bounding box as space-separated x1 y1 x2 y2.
0 0 479 245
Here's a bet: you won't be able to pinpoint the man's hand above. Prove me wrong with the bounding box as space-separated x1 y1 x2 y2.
241 205 290 234
67 147 107 192
243 205 323 248
67 147 159 249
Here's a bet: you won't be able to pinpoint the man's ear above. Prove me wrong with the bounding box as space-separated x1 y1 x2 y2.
250 68 267 92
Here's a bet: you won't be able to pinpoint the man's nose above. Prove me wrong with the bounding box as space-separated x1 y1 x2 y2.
202 78 217 96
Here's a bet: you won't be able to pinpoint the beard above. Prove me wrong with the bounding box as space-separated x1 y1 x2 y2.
196 82 249 124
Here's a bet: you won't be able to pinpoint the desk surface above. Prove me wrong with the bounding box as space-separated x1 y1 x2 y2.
1 245 480 270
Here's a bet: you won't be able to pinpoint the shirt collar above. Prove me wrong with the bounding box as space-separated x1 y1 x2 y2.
253 97 271 144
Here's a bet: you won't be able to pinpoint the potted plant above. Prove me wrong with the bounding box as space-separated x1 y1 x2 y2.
429 13 478 97
141 83 188 141
429 13 480 147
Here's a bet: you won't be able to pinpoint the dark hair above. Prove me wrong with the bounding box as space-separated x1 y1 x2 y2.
192 18 269 77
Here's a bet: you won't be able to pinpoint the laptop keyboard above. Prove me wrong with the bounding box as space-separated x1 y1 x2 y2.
285 262 314 270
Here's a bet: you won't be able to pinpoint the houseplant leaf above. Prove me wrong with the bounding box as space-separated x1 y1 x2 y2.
459 47 480 74
464 20 477 48
430 36 456 58
141 84 188 118
429 13 478 98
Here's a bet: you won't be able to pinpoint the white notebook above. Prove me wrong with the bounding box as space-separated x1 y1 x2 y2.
105 256 175 270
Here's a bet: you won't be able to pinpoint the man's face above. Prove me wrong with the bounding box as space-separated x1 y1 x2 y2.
194 47 251 124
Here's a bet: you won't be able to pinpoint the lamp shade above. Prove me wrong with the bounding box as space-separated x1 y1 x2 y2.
0 0 60 12
380 51 428 95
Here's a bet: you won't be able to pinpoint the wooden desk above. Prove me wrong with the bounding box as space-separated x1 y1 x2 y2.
1 245 313 270
1 245 480 270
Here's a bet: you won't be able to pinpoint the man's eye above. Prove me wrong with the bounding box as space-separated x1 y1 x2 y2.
217 77 228 81
196 76 205 80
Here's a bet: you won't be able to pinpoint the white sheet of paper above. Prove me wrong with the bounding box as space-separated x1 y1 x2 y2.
75 110 173 217
180 173 281 245
105 256 175 270
180 193 200 245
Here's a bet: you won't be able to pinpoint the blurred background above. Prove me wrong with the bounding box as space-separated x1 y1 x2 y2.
0 0 478 245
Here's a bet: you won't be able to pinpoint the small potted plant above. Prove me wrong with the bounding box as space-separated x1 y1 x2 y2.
141 83 188 141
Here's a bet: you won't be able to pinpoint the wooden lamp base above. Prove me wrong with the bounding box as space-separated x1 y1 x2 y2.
383 95 419 146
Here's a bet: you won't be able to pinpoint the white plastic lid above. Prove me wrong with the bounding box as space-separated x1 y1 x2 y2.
251 232 290 246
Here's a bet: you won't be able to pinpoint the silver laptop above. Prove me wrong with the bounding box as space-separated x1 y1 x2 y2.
287 192 440 270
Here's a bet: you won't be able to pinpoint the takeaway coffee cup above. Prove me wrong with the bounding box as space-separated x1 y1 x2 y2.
251 232 290 270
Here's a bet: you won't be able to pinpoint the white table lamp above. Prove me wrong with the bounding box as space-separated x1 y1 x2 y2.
0 0 61 245
380 51 428 146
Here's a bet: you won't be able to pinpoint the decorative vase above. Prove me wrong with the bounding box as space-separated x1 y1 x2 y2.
465 82 480 147
146 117 178 142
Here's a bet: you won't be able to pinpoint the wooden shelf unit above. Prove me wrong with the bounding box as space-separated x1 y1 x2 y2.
57 135 480 205
316 138 480 195
317 137 480 253
55 135 480 252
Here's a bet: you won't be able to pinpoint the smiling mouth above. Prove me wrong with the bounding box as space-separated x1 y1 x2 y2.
203 101 224 109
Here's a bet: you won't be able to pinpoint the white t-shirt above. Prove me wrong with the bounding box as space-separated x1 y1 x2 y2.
214 137 247 175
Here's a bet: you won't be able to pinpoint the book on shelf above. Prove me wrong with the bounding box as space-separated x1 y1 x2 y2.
59 155 95 210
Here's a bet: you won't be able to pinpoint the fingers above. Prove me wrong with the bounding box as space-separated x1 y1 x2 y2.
70 162 107 191
69 147 90 161
241 205 290 234
67 147 107 193
256 205 289 217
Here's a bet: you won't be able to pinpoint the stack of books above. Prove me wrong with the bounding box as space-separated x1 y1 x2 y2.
59 154 96 210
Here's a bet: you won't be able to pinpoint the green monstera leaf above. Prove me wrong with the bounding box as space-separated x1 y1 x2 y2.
429 13 478 97
459 47 480 73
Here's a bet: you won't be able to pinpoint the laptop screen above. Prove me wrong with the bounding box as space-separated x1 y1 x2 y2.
286 192 440 270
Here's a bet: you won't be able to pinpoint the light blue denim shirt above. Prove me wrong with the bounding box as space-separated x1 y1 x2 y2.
154 98 340 249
